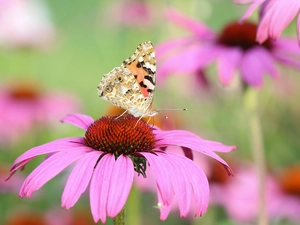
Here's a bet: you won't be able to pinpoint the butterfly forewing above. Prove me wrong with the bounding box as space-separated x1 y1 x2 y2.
97 41 158 118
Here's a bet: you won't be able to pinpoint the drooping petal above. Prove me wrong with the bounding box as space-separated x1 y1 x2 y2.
141 151 209 220
166 7 215 39
216 46 242 86
155 130 235 175
163 154 192 216
156 37 198 59
10 137 85 173
268 0 300 40
238 0 265 22
139 151 174 206
20 146 91 198
90 154 115 223
107 155 134 217
60 113 94 130
257 0 300 43
234 0 255 4
241 47 278 87
297 13 300 44
158 45 217 79
272 38 300 70
156 186 173 220
62 151 102 209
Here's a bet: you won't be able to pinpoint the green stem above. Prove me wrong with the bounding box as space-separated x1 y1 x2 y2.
113 206 126 225
127 185 141 225
244 88 268 225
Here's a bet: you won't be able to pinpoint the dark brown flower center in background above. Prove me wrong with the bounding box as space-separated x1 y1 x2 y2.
8 82 41 101
84 114 155 156
208 160 230 184
5 213 46 225
279 165 300 197
217 21 272 51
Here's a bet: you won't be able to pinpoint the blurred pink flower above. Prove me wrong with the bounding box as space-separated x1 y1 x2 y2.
209 164 278 222
46 208 95 225
271 165 300 222
0 164 24 193
8 113 235 223
209 163 300 223
0 0 55 49
105 0 154 28
157 8 300 88
4 211 47 225
0 81 80 146
235 0 300 44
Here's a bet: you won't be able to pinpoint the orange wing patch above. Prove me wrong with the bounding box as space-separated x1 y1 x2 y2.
97 41 157 118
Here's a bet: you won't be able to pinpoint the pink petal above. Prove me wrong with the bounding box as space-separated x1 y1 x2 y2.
273 53 300 71
272 38 300 70
268 0 300 39
62 151 102 209
90 154 114 223
60 113 94 130
272 37 300 55
257 0 300 43
234 0 255 4
239 0 265 21
20 146 90 197
155 130 235 176
107 155 134 217
141 152 209 220
158 45 217 79
165 7 215 38
216 46 242 86
156 37 198 59
240 47 278 87
156 189 173 220
10 137 84 173
297 13 300 44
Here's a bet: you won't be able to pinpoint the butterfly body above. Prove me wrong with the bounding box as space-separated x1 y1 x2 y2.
97 41 158 117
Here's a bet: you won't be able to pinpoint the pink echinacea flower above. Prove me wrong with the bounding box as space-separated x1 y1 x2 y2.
7 113 235 223
157 9 300 88
105 0 154 28
234 0 300 44
208 162 300 223
0 81 80 146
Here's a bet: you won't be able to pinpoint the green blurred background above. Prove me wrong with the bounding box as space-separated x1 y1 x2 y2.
1 0 300 224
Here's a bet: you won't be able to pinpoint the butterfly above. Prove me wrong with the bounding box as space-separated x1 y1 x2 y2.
97 41 158 118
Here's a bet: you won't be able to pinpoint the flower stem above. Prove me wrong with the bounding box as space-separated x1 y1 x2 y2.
127 185 141 225
113 206 126 225
244 88 268 225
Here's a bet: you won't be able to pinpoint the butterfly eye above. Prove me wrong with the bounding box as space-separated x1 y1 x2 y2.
105 86 113 93
118 76 123 82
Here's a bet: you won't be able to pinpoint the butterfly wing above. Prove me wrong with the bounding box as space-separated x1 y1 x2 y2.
97 41 157 117
122 41 156 103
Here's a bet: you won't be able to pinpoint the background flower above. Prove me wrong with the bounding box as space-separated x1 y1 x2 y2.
234 0 300 44
157 8 300 88
0 80 80 146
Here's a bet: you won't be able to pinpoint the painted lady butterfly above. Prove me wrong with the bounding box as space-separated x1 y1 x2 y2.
97 41 158 118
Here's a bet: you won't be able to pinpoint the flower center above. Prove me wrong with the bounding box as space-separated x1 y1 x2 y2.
279 165 300 197
84 114 155 156
208 160 230 184
8 83 41 101
217 21 272 51
5 213 47 225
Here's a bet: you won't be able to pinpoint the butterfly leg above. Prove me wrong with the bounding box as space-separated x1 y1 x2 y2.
115 110 128 120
